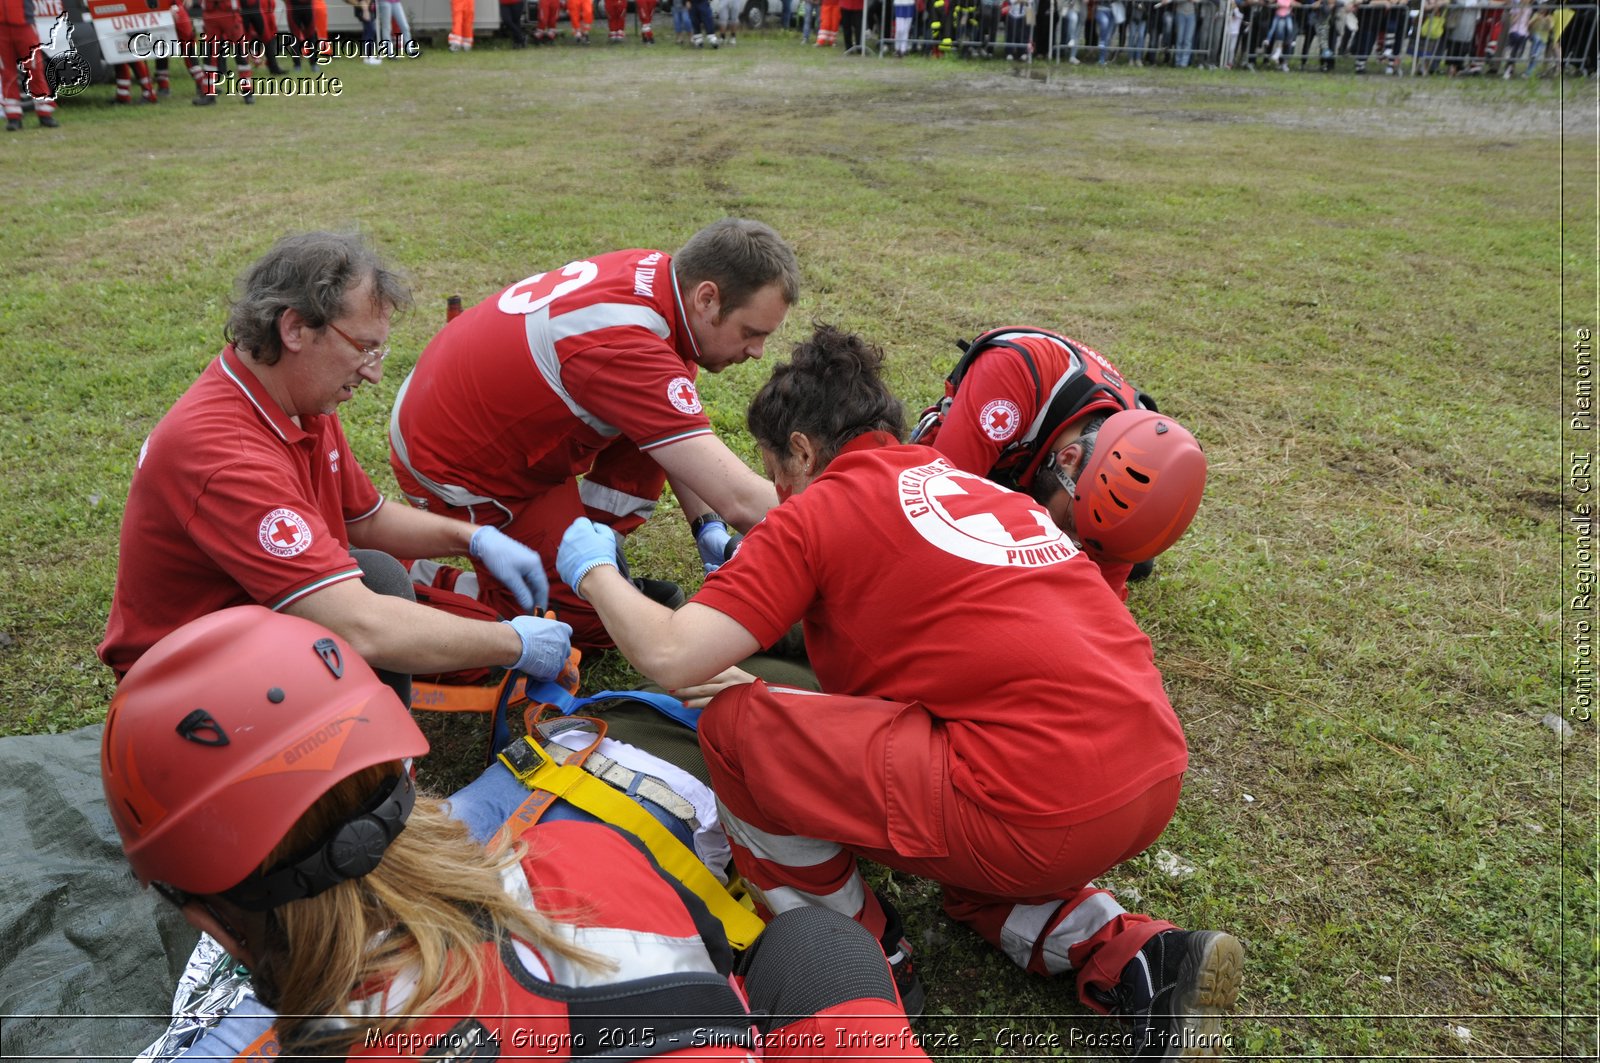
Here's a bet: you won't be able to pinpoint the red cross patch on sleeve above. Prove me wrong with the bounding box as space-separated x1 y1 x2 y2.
667 376 703 415
258 508 314 558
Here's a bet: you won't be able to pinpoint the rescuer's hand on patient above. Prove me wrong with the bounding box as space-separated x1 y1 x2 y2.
504 616 573 679
470 525 550 612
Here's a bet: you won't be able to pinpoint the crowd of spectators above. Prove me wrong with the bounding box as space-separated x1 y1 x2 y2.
367 0 1600 74
851 0 1596 74
38 0 1594 121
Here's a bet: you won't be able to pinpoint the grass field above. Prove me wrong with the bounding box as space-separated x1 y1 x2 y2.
1 32 1594 1060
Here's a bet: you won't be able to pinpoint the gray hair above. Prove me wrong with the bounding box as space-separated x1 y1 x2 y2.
226 232 412 365
673 218 800 318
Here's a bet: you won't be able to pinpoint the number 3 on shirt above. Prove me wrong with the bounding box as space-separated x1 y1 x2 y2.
498 261 600 316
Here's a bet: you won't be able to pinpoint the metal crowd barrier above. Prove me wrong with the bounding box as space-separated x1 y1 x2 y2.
824 0 1596 76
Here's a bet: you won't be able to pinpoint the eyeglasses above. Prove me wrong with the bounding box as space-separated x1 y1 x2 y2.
326 322 390 369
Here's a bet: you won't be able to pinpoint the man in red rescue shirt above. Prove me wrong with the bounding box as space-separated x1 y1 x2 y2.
99 232 572 690
915 326 1205 599
388 218 798 651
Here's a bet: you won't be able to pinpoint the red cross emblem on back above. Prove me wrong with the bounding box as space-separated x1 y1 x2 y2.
271 519 302 547
989 409 1011 431
939 475 1049 543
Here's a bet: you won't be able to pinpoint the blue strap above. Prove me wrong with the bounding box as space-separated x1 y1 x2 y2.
564 689 703 731
490 682 699 755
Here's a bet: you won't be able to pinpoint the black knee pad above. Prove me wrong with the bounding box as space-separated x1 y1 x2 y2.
349 549 416 706
351 548 418 602
737 907 898 1030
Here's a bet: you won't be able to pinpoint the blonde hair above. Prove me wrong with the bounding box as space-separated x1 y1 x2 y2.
255 766 606 1056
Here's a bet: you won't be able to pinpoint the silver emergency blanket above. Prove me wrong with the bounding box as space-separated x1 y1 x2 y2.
134 936 260 1063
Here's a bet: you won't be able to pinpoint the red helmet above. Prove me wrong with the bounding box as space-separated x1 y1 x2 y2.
1071 410 1207 565
101 606 428 902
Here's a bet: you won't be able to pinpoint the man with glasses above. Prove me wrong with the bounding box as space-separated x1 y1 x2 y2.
99 232 573 696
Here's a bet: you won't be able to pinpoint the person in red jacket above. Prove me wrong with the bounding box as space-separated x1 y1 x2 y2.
153 0 207 97
388 218 798 652
839 0 865 50
194 0 255 104
0 0 59 129
913 326 1206 600
609 0 658 41
103 607 929 1060
557 324 1244 1059
98 231 572 692
111 59 158 104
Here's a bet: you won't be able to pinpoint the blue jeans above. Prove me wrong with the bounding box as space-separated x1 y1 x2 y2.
379 0 413 54
1061 7 1081 57
1125 18 1145 60
1174 9 1195 65
1266 13 1294 47
1095 5 1117 61
691 0 715 34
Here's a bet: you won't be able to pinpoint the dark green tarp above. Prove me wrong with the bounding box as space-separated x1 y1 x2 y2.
0 726 197 1061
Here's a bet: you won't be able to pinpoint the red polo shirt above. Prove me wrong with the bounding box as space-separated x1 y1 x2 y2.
390 248 715 508
694 435 1187 827
98 346 382 678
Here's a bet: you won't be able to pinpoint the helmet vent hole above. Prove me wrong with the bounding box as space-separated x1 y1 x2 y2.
1127 467 1151 484
122 798 143 827
175 709 230 747
1108 490 1129 510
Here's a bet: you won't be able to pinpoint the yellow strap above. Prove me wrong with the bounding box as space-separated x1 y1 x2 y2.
507 755 766 949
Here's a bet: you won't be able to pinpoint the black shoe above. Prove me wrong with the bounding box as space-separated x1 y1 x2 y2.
37 113 58 128
875 891 925 1021
242 93 254 104
192 93 217 106
5 117 21 131
1093 929 1243 1060
631 578 685 609
1128 558 1156 583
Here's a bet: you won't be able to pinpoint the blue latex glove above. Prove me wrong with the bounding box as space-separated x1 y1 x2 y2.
557 518 621 601
469 526 549 613
503 616 573 679
694 518 734 574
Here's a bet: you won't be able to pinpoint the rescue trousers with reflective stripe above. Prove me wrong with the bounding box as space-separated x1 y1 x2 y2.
699 680 1182 1010
391 435 665 651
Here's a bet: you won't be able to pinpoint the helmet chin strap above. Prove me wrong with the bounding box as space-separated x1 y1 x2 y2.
1049 453 1079 501
1042 424 1101 546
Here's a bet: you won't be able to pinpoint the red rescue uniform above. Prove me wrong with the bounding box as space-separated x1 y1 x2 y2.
390 249 715 648
693 434 1189 1008
334 822 929 1060
98 346 379 678
0 0 54 122
927 330 1140 597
